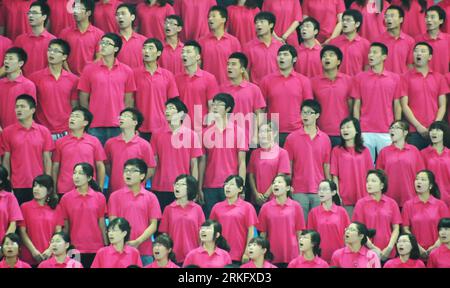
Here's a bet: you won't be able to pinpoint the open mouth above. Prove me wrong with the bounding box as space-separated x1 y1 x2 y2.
324 60 331 65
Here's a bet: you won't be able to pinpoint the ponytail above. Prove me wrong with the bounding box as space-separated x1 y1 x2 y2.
88 179 102 192
216 235 231 252
0 166 12 192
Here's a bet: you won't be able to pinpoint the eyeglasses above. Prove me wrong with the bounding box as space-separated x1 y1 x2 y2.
48 48 64 54
27 11 42 16
164 21 179 27
124 169 141 174
301 111 316 116
212 102 226 107
99 40 115 47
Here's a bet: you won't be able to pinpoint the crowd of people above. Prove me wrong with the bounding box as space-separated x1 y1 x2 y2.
0 0 449 268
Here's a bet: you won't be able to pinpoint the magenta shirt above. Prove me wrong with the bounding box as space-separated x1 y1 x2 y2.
427 245 450 268
438 0 450 34
145 260 180 269
391 0 433 38
91 245 143 268
350 1 388 43
159 41 185 76
1 0 31 40
183 246 232 268
378 31 415 74
227 5 259 46
38 256 83 268
329 35 370 76
384 257 425 268
47 0 75 37
287 255 330 268
137 3 175 40
257 198 305 264
262 0 302 46
0 191 23 242
0 35 13 65
421 147 450 207
174 0 216 41
240 260 277 268
331 246 381 268
108 187 162 256
414 32 450 75
0 259 31 269
117 32 147 69
295 43 322 78
93 0 121 34
159 201 205 263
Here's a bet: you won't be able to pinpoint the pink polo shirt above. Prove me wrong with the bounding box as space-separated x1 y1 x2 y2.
53 133 106 194
210 198 258 261
0 35 13 64
262 0 302 46
38 256 83 268
133 66 179 133
329 35 370 76
284 127 331 193
199 32 241 85
0 259 31 269
145 260 179 268
0 191 23 242
402 195 449 249
1 0 31 40
378 31 415 74
248 145 291 195
105 134 156 193
175 68 218 130
2 122 53 189
383 257 425 268
47 0 75 36
331 246 381 268
353 195 402 258
117 32 147 69
391 0 432 38
60 24 104 75
402 69 449 132
183 246 232 268
243 37 283 85
438 0 450 33
227 5 259 46
311 73 353 136
241 260 277 268
202 122 248 188
174 0 216 41
331 146 374 206
14 30 56 76
159 201 205 263
0 75 36 129
376 144 425 207
427 245 450 268
159 40 184 76
29 68 79 134
352 69 403 133
350 1 388 43
91 245 142 268
421 147 450 207
260 71 313 133
136 2 174 40
307 204 350 263
78 59 136 128
257 198 305 264
414 32 450 76
150 126 203 192
93 0 121 34
287 255 330 268
302 0 346 43
59 188 107 253
295 43 322 78
19 200 63 265
108 187 162 256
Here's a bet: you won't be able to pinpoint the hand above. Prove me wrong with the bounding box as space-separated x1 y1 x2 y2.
418 245 428 259
381 247 392 261
254 193 266 206
42 248 53 260
127 240 141 248
31 251 44 263
196 189 205 205
241 253 250 264
323 38 332 45
416 125 429 138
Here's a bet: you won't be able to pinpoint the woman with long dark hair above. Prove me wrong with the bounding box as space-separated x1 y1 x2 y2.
0 233 31 268
383 233 425 268
145 233 179 268
428 218 450 268
288 230 329 268
240 236 276 268
38 231 83 268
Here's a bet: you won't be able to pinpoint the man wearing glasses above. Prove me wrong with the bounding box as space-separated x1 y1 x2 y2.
159 15 185 75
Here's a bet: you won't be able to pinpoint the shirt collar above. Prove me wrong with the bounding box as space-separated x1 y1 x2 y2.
320 203 338 213
75 187 96 198
413 195 438 204
224 80 249 88
17 122 38 131
4 74 26 83
170 201 195 208
299 43 321 51
343 246 367 256
118 133 140 143
26 30 53 38
423 32 445 41
368 69 389 77
164 40 184 49
125 186 146 197
109 245 132 255
199 246 220 256
99 58 120 68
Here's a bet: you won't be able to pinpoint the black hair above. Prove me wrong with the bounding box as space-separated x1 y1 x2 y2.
209 5 228 24
108 217 131 242
386 5 405 19
301 230 322 257
438 217 450 230
370 42 388 56
367 169 388 194
390 120 409 135
301 99 321 114
354 0 384 13
339 117 365 153
49 38 71 56
116 3 137 26
143 38 164 59
1 233 21 254
33 174 59 210
16 94 36 109
320 45 343 67
124 158 148 180
213 93 235 113
201 220 230 252
165 97 188 114
73 163 102 192
278 44 297 61
165 14 184 28
228 52 248 69
0 166 12 192
298 16 320 43
120 107 144 131
396 233 421 260
248 236 274 261
184 40 202 55
154 233 177 262
254 11 276 33
71 106 93 131
102 33 123 57
351 221 376 246
416 170 440 199
174 174 198 201
145 0 172 6
400 0 428 13
426 5 446 27
224 175 244 195
5 47 28 66
414 41 433 55
30 1 51 26
319 179 341 206
272 174 293 198
342 9 363 32
52 231 75 252
230 0 258 9
77 0 95 15
429 121 450 148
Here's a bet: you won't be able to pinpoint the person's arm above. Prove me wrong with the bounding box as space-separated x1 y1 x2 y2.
98 217 108 246
52 162 60 194
43 152 52 175
2 152 11 177
353 99 361 120
436 94 447 121
381 224 400 260
71 99 79 108
0 66 5 78
197 155 206 204
323 163 331 180
19 226 43 262
242 226 255 263
190 158 198 180
63 220 70 235
146 168 154 181
347 99 353 117
105 163 111 178
324 13 343 43
238 151 246 185
394 99 402 121
249 173 265 205
281 21 300 42
125 92 134 108
127 219 157 248
95 161 105 193
79 91 90 108
401 96 428 136
260 232 267 239
6 221 16 235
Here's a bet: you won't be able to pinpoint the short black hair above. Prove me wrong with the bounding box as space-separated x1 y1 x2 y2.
5 47 28 66
116 3 137 26
49 38 71 56
124 158 148 180
1 233 22 254
320 45 343 64
108 217 131 242
77 0 95 15
16 94 36 109
144 38 164 58
72 106 93 131
120 107 144 131
213 93 235 113
165 97 188 114
209 5 228 24
301 17 320 34
438 218 450 230
0 166 11 191
224 175 244 192
301 99 321 114
174 174 198 201
254 12 276 33
166 14 184 28
278 44 297 60
414 41 433 55
367 169 388 193
102 33 123 57
228 52 248 69
370 42 388 56
385 5 405 19
184 40 202 55
30 1 51 26
343 9 363 32
426 5 446 27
